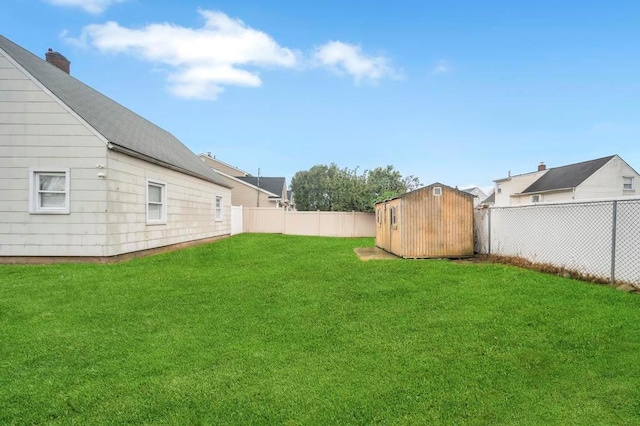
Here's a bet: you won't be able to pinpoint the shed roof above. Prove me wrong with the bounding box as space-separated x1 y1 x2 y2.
521 155 615 194
375 182 475 204
0 34 228 187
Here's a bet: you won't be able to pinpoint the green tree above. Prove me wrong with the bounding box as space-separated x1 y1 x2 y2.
290 164 421 212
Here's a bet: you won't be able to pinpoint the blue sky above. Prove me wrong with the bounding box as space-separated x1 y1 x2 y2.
3 0 639 194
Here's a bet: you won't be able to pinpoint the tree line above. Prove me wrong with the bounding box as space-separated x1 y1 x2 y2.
290 164 421 213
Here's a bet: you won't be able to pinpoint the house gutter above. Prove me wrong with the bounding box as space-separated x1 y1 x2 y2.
107 143 232 188
512 187 574 196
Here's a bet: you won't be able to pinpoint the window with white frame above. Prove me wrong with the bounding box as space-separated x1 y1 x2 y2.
433 186 442 196
29 168 70 214
530 194 541 203
215 195 223 221
623 176 634 190
146 179 167 224
497 183 502 194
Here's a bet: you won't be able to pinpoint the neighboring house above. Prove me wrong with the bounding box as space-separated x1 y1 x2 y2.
375 183 474 258
479 191 495 207
236 176 290 209
287 190 295 210
199 152 250 177
199 153 291 209
0 35 232 258
460 186 488 208
210 169 283 209
493 155 639 206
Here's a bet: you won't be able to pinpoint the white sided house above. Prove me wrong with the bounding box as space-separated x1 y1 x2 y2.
199 153 291 209
0 35 232 259
493 155 639 206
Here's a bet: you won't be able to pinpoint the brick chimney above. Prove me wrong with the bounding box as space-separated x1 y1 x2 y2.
45 48 70 74
538 162 546 171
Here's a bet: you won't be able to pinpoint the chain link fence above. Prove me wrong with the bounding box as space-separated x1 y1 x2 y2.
474 198 640 288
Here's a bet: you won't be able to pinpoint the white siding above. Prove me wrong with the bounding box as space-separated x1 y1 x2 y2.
200 155 249 177
575 156 639 199
494 170 547 206
105 151 232 256
215 173 277 208
0 51 109 257
507 156 640 205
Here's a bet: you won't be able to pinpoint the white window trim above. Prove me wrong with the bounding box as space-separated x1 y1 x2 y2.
433 187 442 196
215 195 223 222
29 167 70 214
623 176 635 190
530 194 542 203
146 178 167 225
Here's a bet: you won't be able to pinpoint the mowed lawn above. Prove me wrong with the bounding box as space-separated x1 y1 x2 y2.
1 234 640 425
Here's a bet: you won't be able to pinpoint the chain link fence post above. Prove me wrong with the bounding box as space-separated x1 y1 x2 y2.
611 200 617 285
487 208 491 255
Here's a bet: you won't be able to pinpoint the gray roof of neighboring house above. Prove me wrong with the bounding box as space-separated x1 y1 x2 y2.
237 177 286 199
0 35 228 187
521 155 615 194
481 192 495 205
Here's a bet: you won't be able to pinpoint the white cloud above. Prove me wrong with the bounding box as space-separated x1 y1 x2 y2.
314 41 399 84
44 0 127 14
67 10 300 100
432 59 452 75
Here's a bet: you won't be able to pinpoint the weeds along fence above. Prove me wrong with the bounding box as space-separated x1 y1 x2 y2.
240 208 375 237
474 198 640 287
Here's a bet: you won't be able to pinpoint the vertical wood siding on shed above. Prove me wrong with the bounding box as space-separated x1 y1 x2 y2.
375 198 401 255
401 186 474 258
375 184 474 258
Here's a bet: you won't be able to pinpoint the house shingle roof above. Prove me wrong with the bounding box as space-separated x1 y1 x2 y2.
521 155 615 194
237 176 286 199
481 192 495 204
0 35 228 187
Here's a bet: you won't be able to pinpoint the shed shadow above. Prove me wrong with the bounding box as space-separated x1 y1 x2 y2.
354 247 400 261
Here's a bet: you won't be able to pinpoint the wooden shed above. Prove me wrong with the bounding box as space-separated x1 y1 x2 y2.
375 183 474 258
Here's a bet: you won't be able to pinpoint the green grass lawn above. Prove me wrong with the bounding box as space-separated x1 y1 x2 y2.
1 234 640 425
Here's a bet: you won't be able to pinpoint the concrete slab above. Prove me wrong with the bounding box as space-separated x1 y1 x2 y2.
354 247 399 261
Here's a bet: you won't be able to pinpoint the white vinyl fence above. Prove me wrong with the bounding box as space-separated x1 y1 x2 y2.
475 198 640 287
230 206 243 235
233 207 375 237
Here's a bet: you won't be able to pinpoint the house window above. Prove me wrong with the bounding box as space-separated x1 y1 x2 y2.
29 168 70 214
215 195 223 221
623 176 634 190
531 194 541 203
391 206 397 230
376 208 381 225
497 184 502 194
146 179 167 224
433 187 442 196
